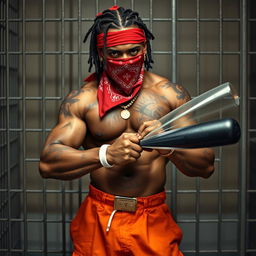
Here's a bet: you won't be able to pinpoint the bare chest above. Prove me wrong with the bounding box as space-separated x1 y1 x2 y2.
84 89 170 145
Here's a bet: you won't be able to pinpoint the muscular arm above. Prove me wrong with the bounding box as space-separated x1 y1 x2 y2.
39 89 102 180
164 82 215 178
139 81 215 178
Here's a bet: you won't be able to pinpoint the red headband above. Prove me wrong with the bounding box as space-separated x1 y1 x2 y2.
97 28 146 48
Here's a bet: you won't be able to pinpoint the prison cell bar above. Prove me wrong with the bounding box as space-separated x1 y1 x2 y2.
239 0 248 255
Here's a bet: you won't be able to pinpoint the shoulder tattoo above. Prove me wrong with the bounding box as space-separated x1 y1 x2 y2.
161 82 191 102
59 89 84 117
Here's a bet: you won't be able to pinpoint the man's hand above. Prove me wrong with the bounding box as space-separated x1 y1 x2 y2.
107 133 143 166
137 120 162 139
137 120 172 155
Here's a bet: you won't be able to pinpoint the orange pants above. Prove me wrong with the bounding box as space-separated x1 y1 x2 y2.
70 185 183 256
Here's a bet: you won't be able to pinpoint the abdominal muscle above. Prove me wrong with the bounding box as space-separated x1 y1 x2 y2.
90 150 168 197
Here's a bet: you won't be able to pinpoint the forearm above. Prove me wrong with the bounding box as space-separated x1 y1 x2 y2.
167 148 215 178
39 144 101 180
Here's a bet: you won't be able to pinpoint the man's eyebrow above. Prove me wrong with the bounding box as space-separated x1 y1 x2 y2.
107 46 142 52
129 46 141 51
107 48 121 52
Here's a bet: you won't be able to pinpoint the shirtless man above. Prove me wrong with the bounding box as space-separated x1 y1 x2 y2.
39 6 215 256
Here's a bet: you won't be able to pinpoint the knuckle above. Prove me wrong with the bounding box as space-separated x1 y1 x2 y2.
123 141 130 148
122 134 128 139
138 147 143 153
134 154 140 160
124 155 130 161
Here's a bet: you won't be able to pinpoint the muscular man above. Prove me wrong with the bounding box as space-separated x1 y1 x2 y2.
39 6 215 256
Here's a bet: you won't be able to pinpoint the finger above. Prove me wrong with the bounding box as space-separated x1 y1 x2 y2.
138 120 161 138
137 123 147 136
131 143 143 153
137 120 155 134
123 137 142 153
129 150 141 159
140 125 157 138
126 134 140 144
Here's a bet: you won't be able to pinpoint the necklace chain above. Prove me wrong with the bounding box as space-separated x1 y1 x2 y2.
120 94 139 110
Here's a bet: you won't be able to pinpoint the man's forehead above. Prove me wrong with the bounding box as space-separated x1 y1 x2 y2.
107 43 144 51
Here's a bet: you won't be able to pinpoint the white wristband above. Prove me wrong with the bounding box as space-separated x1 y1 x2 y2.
99 144 113 168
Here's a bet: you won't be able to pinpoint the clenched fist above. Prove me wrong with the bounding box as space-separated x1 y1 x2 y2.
106 133 143 166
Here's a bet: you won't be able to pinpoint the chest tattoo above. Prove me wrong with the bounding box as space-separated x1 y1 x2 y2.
134 93 168 123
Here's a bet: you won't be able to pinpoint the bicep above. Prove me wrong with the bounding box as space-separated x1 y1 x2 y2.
44 115 87 149
44 89 88 148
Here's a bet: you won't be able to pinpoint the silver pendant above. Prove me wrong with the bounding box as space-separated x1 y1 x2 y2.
120 109 130 120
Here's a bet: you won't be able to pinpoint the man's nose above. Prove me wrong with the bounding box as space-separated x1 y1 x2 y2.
121 53 129 58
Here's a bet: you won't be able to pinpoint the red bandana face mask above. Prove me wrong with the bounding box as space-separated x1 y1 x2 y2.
97 54 144 118
105 53 144 95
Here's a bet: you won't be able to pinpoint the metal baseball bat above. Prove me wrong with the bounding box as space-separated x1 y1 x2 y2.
140 118 241 149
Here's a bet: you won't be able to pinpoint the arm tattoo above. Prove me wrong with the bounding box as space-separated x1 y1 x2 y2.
45 140 67 159
47 147 70 161
49 140 63 146
59 89 83 117
87 101 97 110
61 122 73 129
161 82 191 101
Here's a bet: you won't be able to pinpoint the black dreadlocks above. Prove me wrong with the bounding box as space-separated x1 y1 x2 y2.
83 6 155 79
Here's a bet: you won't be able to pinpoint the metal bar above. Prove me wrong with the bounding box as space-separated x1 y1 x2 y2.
0 17 242 22
171 0 177 220
61 0 66 253
149 0 153 33
131 0 134 10
77 0 82 213
0 50 242 55
0 217 241 222
42 0 48 255
0 97 62 100
0 129 53 132
61 0 65 109
239 0 248 255
22 0 28 254
181 249 239 253
195 0 200 254
178 219 240 223
95 0 99 15
217 0 223 253
0 12 4 256
0 188 240 193
6 0 11 253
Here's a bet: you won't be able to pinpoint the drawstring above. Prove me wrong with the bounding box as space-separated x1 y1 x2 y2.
106 210 117 232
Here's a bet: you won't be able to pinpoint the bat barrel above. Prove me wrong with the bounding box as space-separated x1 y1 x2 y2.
140 118 241 149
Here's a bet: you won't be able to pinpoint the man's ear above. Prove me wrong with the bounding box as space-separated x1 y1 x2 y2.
97 49 104 61
143 42 147 55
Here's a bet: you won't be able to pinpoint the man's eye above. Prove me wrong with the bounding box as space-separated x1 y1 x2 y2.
110 51 120 57
129 49 139 56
